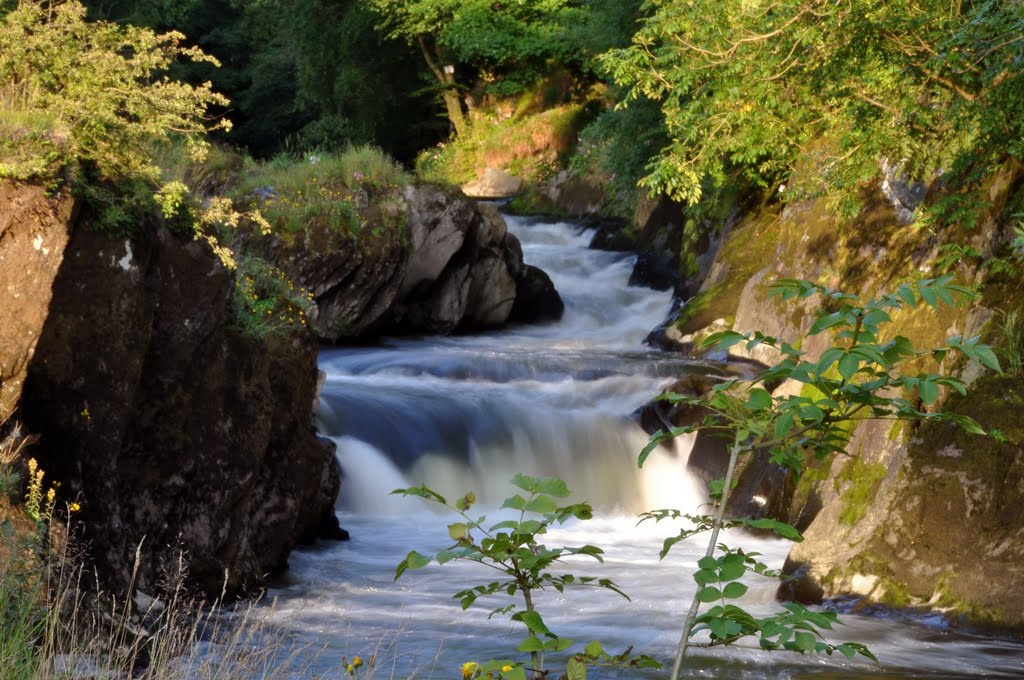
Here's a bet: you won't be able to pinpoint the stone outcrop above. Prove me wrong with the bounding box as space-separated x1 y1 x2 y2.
0 183 76 421
461 168 524 199
648 167 1024 630
250 183 564 342
2 181 342 599
783 375 1024 631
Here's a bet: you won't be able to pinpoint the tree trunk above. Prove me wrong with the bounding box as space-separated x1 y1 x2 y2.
417 35 467 136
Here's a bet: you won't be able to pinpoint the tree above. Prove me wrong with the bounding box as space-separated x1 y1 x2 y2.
599 0 1024 210
366 0 586 135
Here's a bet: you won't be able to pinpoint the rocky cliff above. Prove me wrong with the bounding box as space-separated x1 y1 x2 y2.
637 167 1024 631
2 180 342 599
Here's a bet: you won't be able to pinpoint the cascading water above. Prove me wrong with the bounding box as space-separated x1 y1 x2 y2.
266 214 1024 679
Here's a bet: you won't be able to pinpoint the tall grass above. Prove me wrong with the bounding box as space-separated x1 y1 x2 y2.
236 146 411 197
0 420 326 679
996 308 1024 375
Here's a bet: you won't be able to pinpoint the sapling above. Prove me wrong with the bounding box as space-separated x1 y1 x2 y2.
393 474 660 679
640 276 998 679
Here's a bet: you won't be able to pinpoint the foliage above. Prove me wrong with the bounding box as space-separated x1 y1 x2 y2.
599 0 1024 210
234 146 410 241
994 309 1024 375
0 0 228 183
640 277 999 678
368 0 588 133
393 475 660 679
230 254 313 340
571 97 668 211
416 103 586 186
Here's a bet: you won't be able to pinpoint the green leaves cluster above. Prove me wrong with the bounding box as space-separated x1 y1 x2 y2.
393 474 659 679
0 0 228 183
642 276 996 472
599 0 1024 208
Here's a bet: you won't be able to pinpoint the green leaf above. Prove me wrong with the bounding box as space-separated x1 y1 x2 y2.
739 517 804 541
703 330 746 351
523 495 558 514
919 378 939 404
566 656 587 680
722 582 749 599
448 523 469 541
838 352 860 381
809 311 844 335
919 283 938 308
549 637 574 652
897 284 917 307
973 344 1001 371
694 568 719 586
584 640 603 658
745 388 772 410
696 586 722 603
394 550 430 580
516 610 551 636
517 637 544 652
533 476 572 497
502 494 527 511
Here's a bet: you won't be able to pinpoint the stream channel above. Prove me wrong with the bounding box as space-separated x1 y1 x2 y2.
266 214 1024 678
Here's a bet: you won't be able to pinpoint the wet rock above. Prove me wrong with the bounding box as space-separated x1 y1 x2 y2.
251 183 564 339
782 375 1024 632
508 265 564 324
629 249 677 291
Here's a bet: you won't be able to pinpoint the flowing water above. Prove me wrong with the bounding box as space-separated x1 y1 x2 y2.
266 214 1024 679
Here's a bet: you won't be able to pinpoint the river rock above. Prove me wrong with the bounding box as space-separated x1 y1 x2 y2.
508 265 563 324
461 168 523 199
17 207 342 599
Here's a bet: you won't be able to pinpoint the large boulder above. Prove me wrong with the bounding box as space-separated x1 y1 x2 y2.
251 183 564 341
781 375 1024 632
19 211 341 599
461 168 523 199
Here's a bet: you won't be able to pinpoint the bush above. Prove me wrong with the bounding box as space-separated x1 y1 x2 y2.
0 0 228 184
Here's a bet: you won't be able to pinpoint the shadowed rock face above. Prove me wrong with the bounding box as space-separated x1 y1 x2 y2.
250 183 563 342
13 197 341 599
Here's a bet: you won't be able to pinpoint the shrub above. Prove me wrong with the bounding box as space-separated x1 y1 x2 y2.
0 0 229 184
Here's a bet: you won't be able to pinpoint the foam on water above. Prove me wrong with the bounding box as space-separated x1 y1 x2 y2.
265 213 1024 679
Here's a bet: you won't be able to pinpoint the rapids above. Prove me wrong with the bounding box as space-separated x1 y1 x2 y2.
266 214 1024 678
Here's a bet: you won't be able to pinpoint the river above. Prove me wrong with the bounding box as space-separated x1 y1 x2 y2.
265 214 1024 678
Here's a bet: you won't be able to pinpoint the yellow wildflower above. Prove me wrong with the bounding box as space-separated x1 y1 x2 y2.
501 665 513 673
352 656 363 668
461 661 478 679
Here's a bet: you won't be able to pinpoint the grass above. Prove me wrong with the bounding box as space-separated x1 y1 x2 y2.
236 146 412 198
1 418 323 679
995 308 1024 375
230 253 314 340
0 111 67 182
416 103 586 187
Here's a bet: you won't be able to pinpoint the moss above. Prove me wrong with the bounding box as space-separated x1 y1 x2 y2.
835 457 888 527
792 453 833 513
676 206 782 335
826 553 914 608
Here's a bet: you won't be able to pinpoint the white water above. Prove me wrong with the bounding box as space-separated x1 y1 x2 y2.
266 215 1024 678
